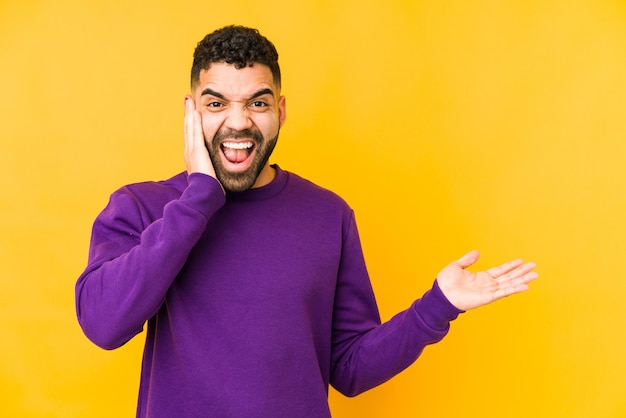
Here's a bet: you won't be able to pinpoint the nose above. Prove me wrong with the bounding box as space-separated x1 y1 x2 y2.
223 103 253 131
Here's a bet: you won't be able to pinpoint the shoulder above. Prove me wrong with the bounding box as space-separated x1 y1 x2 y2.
115 172 187 202
283 170 350 208
103 172 188 220
279 169 355 225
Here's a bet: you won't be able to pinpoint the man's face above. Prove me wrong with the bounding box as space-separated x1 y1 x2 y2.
193 62 286 192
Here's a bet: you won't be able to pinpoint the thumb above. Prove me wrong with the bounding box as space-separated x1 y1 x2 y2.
456 250 480 269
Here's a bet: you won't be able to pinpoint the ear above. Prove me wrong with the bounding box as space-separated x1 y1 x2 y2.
278 95 287 127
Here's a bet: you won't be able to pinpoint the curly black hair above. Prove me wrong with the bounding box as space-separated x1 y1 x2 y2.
191 25 281 90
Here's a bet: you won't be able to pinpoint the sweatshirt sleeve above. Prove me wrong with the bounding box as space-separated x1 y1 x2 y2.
329 211 463 396
75 173 225 350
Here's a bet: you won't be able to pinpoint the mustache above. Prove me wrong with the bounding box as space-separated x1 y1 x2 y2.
212 128 263 144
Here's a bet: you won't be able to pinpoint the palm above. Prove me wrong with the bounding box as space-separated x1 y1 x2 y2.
437 250 538 311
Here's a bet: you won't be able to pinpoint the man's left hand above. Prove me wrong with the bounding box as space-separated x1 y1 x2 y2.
436 250 538 311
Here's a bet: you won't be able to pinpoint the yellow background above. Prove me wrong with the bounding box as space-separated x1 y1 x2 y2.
2 0 625 416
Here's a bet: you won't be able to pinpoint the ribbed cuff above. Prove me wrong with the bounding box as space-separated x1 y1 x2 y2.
181 173 226 218
415 280 464 331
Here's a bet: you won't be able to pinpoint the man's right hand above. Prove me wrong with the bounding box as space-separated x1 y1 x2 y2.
184 95 220 182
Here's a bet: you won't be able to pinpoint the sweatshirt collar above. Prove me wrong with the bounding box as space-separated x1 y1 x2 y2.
225 164 288 202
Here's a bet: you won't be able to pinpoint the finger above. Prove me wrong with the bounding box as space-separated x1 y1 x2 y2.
497 269 539 286
496 268 538 295
184 96 203 172
494 262 537 284
192 104 204 148
485 259 524 278
184 96 194 148
184 97 205 154
493 282 530 300
456 250 480 269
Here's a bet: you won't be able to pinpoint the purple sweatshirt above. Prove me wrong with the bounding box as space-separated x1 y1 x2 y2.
75 165 462 417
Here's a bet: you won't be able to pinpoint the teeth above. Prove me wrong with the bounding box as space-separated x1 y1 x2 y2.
222 142 253 150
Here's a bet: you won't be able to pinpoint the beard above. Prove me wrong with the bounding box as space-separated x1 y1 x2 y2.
205 127 279 193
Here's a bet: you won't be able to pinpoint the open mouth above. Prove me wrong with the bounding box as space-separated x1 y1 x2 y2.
221 141 255 166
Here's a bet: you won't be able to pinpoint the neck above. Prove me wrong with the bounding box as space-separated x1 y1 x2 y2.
251 164 276 188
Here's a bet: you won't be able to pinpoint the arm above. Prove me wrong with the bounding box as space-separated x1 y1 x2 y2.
75 176 225 349
75 96 224 349
329 215 538 396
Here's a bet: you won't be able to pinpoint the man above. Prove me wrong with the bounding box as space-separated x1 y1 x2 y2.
75 25 537 417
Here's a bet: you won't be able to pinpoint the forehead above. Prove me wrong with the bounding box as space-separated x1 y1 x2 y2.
195 62 277 97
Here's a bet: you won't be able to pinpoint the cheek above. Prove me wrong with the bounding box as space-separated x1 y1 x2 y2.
199 114 223 138
254 115 281 136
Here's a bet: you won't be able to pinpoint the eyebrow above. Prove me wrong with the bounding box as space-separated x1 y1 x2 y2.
200 88 275 100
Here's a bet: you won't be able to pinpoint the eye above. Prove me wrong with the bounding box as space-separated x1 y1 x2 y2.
204 100 227 112
248 100 271 112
